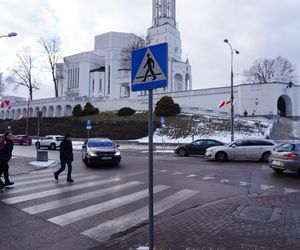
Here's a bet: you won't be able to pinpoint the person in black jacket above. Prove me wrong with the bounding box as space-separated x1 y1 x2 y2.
0 131 14 189
53 133 74 182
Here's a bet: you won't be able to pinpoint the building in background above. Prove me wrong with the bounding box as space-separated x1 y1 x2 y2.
56 0 192 100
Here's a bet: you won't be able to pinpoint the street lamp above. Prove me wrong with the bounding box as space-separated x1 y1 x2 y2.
0 32 18 38
224 39 239 142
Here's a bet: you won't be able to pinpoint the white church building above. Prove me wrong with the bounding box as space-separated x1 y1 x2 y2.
1 0 300 120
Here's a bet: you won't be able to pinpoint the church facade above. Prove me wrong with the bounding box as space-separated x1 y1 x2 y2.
1 0 300 120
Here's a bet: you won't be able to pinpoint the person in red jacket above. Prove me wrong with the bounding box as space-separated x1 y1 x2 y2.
53 133 74 182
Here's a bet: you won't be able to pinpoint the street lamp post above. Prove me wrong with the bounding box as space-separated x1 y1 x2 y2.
224 39 239 142
0 32 18 39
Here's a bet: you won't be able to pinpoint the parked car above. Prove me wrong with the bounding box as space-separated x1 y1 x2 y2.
12 135 32 145
81 138 121 166
269 142 300 174
35 135 64 150
174 139 224 156
205 139 276 162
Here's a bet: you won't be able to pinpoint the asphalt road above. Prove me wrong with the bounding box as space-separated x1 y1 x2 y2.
0 145 299 250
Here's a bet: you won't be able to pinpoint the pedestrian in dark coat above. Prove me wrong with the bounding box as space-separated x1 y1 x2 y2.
0 131 14 189
53 133 74 182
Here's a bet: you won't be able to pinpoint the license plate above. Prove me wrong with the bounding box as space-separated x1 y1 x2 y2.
102 156 112 160
272 160 283 166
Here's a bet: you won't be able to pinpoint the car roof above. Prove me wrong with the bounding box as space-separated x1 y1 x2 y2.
88 137 112 141
45 135 64 137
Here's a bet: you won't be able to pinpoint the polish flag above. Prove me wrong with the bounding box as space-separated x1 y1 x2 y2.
218 100 226 108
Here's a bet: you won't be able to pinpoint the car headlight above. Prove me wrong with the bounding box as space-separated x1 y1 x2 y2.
114 149 121 156
88 151 97 157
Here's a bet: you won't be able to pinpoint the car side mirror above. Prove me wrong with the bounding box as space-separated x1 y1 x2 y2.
116 144 120 148
82 145 87 149
231 144 236 148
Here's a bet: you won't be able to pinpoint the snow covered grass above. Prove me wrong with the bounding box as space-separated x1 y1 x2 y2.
138 114 272 144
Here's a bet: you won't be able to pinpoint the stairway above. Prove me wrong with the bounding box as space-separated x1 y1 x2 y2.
269 117 300 140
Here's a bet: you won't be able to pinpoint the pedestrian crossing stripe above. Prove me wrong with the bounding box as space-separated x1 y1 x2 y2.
131 42 168 91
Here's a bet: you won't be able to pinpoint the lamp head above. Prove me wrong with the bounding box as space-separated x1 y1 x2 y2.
8 32 17 37
224 39 228 43
235 50 240 54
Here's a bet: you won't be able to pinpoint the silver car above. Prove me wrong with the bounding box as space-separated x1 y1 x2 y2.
269 142 300 174
205 139 275 162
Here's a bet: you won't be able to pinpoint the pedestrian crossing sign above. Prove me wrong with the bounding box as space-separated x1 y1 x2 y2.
131 43 168 91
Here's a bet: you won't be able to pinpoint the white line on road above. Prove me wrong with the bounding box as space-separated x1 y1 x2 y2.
81 189 198 242
23 181 143 214
260 184 274 190
4 175 98 195
2 177 122 204
48 185 170 226
284 188 299 193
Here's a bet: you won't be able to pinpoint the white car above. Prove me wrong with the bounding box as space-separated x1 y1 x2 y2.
36 135 64 150
205 139 276 162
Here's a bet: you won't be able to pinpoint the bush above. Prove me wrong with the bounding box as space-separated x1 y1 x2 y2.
72 104 83 117
82 102 99 116
154 96 181 117
118 107 136 116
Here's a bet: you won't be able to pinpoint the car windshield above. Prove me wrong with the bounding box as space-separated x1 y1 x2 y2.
88 140 114 147
274 143 295 152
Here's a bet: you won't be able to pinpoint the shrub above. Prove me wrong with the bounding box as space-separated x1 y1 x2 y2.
154 96 181 117
118 107 136 116
72 104 83 117
82 102 99 116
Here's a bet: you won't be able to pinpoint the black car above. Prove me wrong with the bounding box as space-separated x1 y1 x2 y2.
81 138 121 166
174 139 224 156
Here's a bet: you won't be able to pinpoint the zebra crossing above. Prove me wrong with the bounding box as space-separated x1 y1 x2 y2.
0 170 198 243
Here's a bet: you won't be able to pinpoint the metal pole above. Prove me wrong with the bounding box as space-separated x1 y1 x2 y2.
230 49 234 142
148 89 154 250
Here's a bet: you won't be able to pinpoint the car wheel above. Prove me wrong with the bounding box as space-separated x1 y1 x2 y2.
261 151 271 162
35 142 40 149
178 148 187 157
273 168 283 174
215 151 228 161
20 142 23 146
29 142 32 146
50 143 56 150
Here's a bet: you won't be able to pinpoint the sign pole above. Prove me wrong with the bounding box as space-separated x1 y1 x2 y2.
148 89 154 250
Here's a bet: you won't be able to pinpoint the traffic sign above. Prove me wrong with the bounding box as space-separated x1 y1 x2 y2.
131 43 168 91
86 120 92 130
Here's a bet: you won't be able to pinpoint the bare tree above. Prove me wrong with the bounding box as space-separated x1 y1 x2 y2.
8 47 39 100
0 72 5 96
120 35 145 69
243 56 297 84
38 36 62 97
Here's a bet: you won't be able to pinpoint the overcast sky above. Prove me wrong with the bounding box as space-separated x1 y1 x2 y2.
1 0 300 99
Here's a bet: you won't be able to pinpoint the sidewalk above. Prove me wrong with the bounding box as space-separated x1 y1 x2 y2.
8 156 57 176
94 193 300 250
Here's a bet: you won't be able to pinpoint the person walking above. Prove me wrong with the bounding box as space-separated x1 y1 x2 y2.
0 131 14 189
53 133 74 182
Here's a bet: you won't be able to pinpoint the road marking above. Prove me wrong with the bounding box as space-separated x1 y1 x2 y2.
81 189 198 242
220 179 230 183
202 176 215 180
171 172 184 175
22 181 143 214
284 188 299 193
48 185 170 226
2 177 122 204
159 170 168 173
240 181 251 187
186 174 198 178
10 174 86 186
260 184 274 190
3 176 99 195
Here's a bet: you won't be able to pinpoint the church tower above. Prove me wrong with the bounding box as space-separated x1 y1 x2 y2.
146 0 192 92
